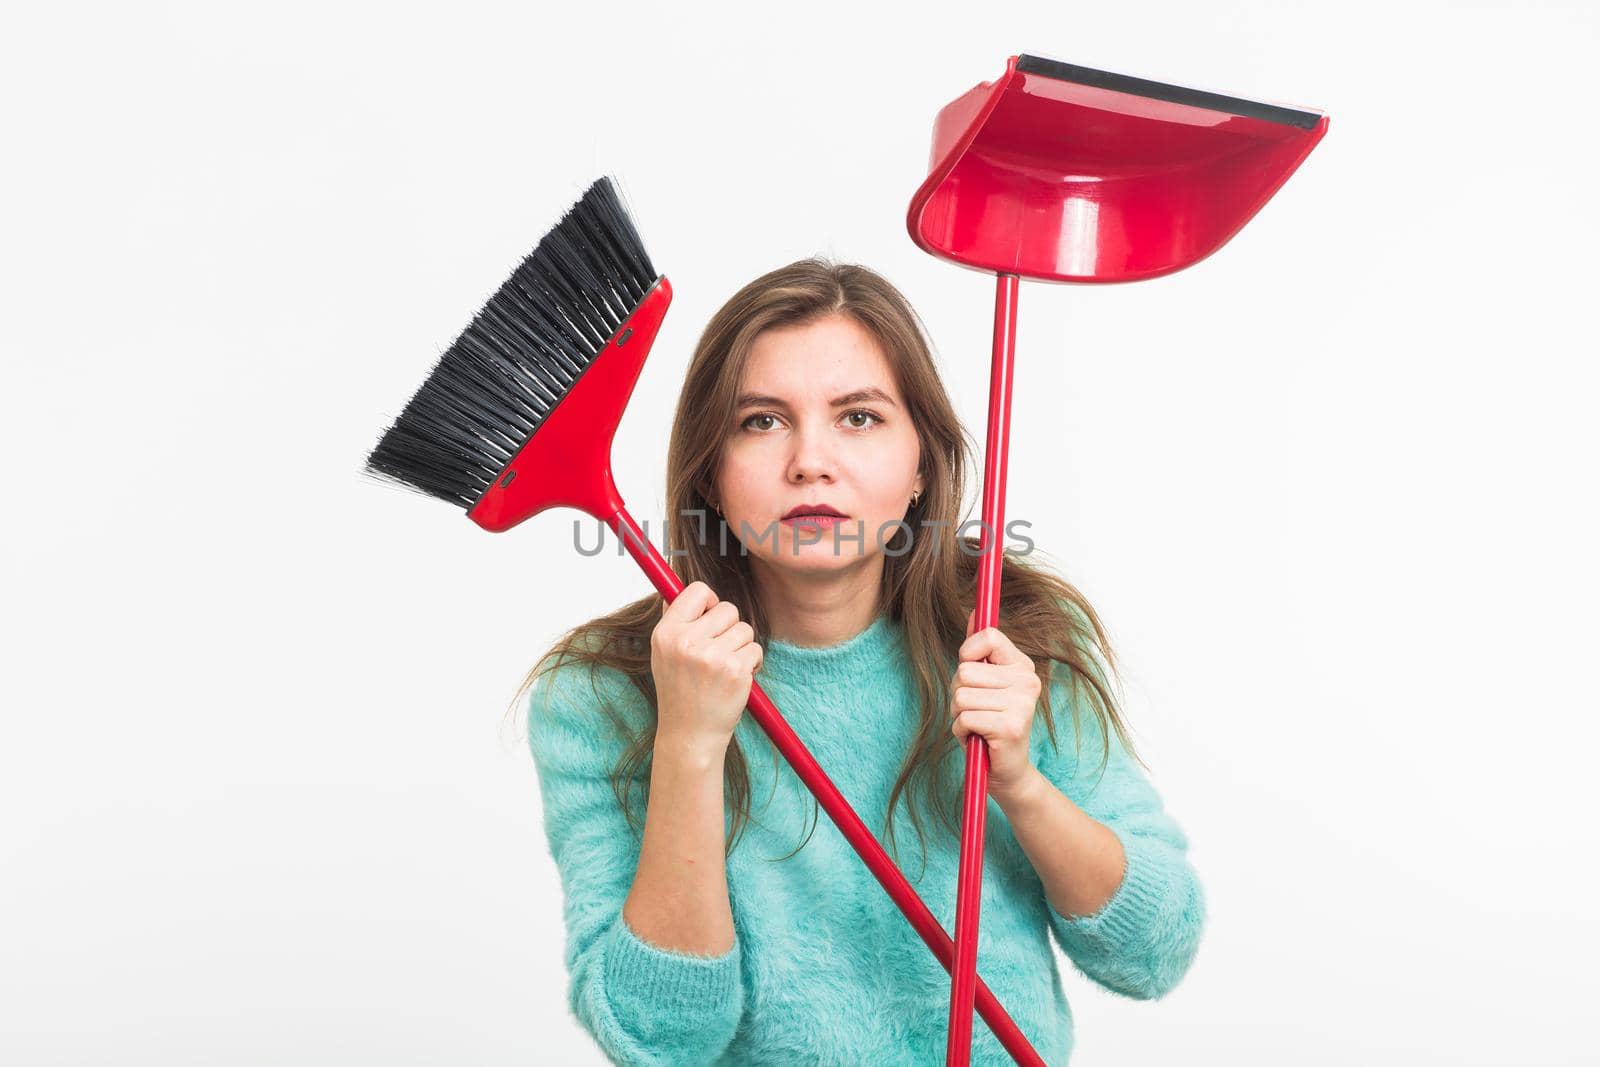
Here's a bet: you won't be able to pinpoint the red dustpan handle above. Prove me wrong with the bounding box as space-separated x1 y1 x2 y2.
606 503 1045 1067
948 273 1020 1065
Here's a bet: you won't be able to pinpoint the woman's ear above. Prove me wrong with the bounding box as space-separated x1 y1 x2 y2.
912 470 926 499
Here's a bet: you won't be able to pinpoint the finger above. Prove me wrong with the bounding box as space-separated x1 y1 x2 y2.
693 599 741 641
664 580 717 621
959 626 1029 668
952 660 1014 690
949 685 1011 715
965 609 975 638
734 640 764 675
951 708 1008 742
957 626 995 662
712 619 756 654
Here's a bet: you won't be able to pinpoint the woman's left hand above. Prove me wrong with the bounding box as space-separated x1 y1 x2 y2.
950 610 1043 804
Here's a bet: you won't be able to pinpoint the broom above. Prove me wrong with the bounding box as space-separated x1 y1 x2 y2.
362 176 1047 1066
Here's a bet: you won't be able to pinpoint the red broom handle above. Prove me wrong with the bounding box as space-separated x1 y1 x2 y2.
606 504 1045 1067
947 272 1020 1066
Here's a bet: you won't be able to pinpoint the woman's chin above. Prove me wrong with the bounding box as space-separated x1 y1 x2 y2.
755 543 879 576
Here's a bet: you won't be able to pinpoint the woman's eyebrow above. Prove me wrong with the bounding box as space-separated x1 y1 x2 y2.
831 387 898 408
735 387 898 408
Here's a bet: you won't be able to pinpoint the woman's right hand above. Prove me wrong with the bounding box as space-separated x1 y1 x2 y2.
650 581 763 757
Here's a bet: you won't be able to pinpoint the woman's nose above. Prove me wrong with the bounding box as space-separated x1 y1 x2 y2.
786 424 835 483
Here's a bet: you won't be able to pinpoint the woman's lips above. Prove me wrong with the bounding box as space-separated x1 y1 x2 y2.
780 504 848 527
780 514 847 527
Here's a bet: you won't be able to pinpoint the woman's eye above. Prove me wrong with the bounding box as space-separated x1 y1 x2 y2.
741 410 881 432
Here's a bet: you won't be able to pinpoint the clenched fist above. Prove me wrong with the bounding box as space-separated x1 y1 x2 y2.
950 609 1044 804
651 581 764 758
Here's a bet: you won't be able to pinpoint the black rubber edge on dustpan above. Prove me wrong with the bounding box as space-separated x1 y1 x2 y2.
1016 54 1322 130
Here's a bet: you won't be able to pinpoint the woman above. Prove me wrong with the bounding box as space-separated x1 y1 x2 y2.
521 258 1205 1065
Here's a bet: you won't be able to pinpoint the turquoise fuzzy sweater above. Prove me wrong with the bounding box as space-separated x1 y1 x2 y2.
526 613 1205 1065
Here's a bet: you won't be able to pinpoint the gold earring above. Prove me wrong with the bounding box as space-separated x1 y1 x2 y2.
910 490 921 507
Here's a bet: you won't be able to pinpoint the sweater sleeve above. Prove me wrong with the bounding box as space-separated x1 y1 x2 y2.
1035 667 1207 1001
526 660 745 1065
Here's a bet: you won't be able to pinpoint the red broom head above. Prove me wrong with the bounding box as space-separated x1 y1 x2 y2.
362 176 670 530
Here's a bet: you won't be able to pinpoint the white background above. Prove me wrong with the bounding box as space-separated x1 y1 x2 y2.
4 1 1596 1064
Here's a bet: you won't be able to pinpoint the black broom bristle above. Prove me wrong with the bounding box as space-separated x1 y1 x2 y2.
362 176 658 510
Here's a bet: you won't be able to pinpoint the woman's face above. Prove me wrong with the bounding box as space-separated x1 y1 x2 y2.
713 313 924 577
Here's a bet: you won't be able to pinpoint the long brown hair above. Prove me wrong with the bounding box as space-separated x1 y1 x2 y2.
514 257 1139 876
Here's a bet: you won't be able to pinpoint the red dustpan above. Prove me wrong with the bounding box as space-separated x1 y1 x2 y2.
907 54 1327 1064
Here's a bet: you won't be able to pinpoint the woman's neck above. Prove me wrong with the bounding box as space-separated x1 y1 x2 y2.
750 556 884 648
